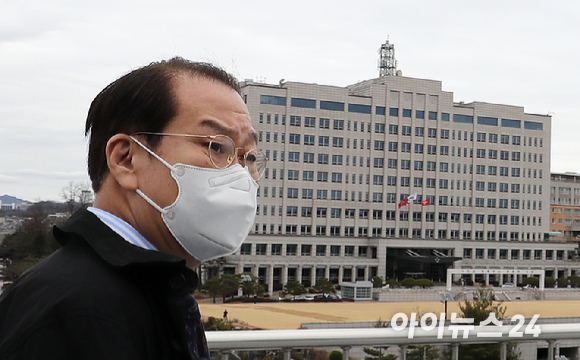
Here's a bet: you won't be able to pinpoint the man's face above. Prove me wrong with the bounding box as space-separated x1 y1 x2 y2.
134 75 256 267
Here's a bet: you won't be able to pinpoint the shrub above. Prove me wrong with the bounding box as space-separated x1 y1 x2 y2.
557 277 569 288
386 279 401 288
569 275 580 288
415 279 434 288
328 350 342 360
545 277 556 288
401 277 416 288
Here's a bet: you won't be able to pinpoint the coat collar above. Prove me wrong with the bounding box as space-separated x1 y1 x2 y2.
53 208 199 294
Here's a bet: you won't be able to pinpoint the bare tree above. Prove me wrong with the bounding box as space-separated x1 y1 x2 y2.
61 181 93 214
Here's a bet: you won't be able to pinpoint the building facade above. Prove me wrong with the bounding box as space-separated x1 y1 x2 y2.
550 172 580 241
221 74 578 294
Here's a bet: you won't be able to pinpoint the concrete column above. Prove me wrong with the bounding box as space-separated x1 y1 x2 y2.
252 265 259 278
220 351 230 360
268 264 274 295
311 267 317 286
485 273 490 286
341 346 351 360
283 349 291 360
548 340 555 360
338 265 344 284
555 343 560 357
364 266 369 281
297 265 302 285
325 265 330 280
281 265 288 286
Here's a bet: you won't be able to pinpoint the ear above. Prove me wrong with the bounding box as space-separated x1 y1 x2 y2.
105 134 139 191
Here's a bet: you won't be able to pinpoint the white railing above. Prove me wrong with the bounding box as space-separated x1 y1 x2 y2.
207 323 580 360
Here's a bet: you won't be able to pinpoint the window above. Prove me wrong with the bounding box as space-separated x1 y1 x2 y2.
302 189 313 199
375 123 385 133
317 171 328 182
289 133 300 144
374 140 385 151
260 95 286 105
415 127 424 137
427 145 436 154
320 101 344 111
301 207 312 217
287 188 298 198
333 119 344 130
304 135 315 146
429 111 437 120
332 155 343 165
318 154 329 164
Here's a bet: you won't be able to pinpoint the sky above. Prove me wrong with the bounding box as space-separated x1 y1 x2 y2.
1 1 579 202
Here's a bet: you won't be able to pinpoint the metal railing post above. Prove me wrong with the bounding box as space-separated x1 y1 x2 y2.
399 345 407 360
451 344 459 360
500 342 507 360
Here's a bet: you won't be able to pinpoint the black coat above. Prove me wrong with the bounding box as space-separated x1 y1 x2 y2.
0 209 203 360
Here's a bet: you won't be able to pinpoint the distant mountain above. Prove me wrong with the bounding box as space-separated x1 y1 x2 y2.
0 195 30 205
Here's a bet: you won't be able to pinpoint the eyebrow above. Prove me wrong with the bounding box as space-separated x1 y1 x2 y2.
199 119 258 146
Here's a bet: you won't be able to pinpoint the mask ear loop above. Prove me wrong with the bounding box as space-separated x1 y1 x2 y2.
130 135 176 217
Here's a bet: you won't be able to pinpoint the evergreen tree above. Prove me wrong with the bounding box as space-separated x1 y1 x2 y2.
444 288 519 360
313 278 335 296
283 280 306 299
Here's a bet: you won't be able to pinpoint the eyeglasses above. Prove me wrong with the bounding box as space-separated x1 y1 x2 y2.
133 132 268 181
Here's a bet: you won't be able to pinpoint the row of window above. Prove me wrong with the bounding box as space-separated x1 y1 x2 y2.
258 109 544 136
264 166 543 184
259 130 544 150
252 223 543 241
240 242 377 258
260 187 543 209
463 248 565 261
277 207 542 224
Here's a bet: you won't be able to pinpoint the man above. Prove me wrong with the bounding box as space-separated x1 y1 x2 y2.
0 58 265 359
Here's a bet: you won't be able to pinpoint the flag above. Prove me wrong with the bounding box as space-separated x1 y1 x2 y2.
398 198 408 209
408 193 418 202
421 198 430 206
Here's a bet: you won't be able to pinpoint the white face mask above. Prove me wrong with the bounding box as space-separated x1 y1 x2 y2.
130 136 258 262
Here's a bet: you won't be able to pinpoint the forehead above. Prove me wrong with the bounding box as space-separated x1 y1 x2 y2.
168 75 257 145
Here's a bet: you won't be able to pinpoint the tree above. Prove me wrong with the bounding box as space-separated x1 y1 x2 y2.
283 280 307 299
201 276 222 303
406 345 439 360
445 288 519 360
61 181 93 215
0 207 61 279
313 278 335 296
240 273 261 297
221 274 241 301
362 347 397 360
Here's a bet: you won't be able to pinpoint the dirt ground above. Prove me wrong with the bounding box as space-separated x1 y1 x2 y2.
199 300 580 330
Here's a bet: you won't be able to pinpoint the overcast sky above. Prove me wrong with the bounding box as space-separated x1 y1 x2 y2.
1 1 579 202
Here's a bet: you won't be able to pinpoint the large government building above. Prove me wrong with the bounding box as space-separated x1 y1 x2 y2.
219 47 578 294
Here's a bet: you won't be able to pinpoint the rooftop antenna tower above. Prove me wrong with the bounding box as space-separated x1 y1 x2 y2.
378 37 399 77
